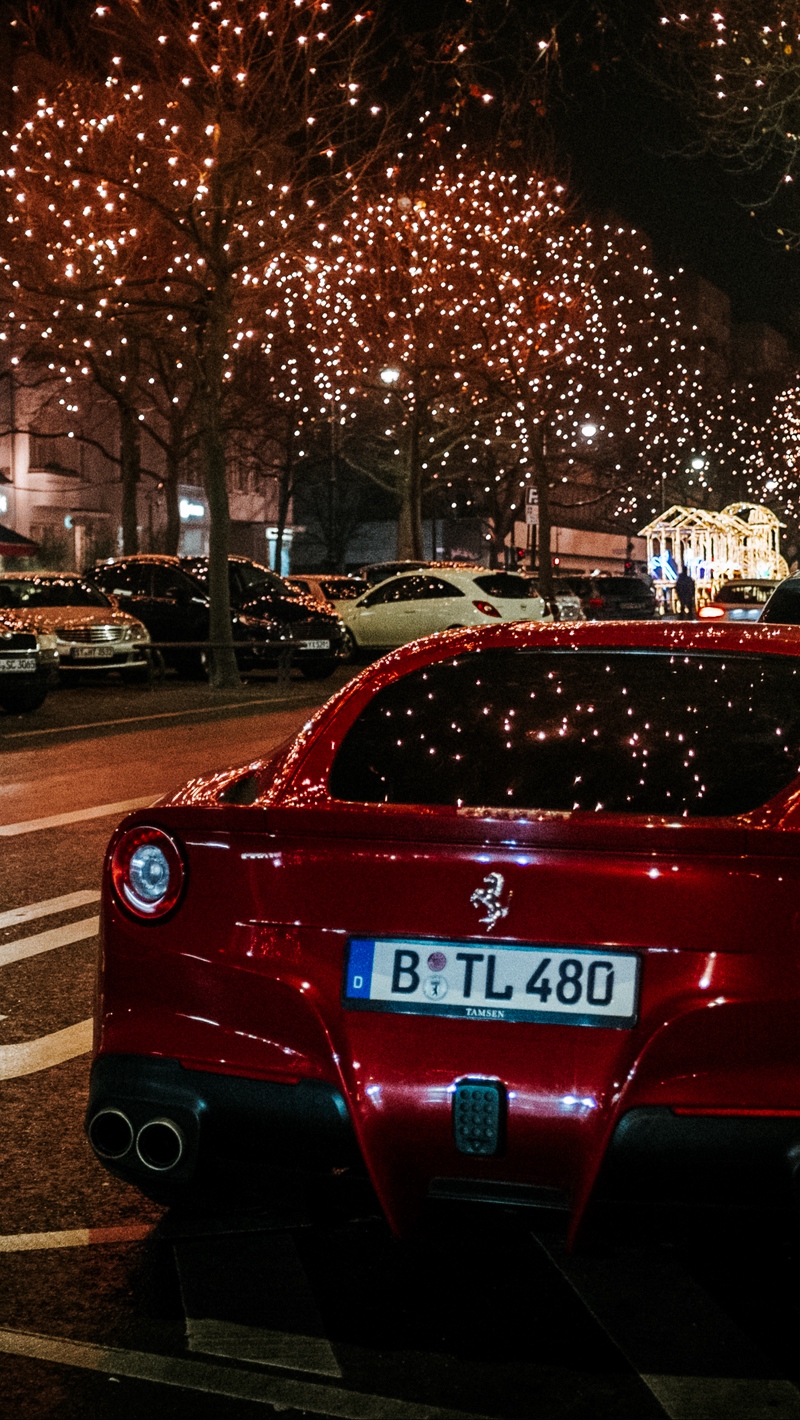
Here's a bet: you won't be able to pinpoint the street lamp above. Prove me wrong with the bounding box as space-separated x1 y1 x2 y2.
581 422 597 439
380 366 401 386
690 455 705 471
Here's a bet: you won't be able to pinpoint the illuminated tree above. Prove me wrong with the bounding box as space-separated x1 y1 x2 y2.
0 0 392 685
654 4 800 247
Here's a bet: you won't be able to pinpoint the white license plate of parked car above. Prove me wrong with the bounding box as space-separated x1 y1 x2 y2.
0 657 36 673
71 646 115 660
344 937 640 1029
299 639 330 651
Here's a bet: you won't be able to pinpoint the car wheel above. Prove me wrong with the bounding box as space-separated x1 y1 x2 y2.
300 658 337 681
340 628 357 661
0 686 47 713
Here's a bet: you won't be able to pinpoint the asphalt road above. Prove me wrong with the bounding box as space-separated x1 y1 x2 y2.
2 675 800 1418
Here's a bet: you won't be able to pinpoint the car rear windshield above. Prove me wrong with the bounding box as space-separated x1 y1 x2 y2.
0 579 110 609
328 648 800 816
717 583 775 605
321 579 361 599
472 574 537 599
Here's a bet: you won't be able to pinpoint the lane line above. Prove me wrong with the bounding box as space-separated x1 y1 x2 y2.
0 916 99 969
0 1225 152 1253
0 890 100 932
176 1229 343 1378
0 798 154 838
187 1319 343 1377
0 692 321 741
0 1327 488 1419
0 1018 92 1080
535 1233 800 1420
641 1375 800 1418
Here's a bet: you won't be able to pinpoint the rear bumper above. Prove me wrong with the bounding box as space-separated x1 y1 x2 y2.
597 1107 800 1209
85 1053 361 1194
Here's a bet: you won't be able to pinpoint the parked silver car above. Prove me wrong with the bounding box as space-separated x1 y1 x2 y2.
0 572 152 682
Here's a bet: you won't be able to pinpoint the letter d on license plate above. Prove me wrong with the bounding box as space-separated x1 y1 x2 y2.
343 938 639 1029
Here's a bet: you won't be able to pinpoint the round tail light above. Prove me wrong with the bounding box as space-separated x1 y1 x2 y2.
699 604 725 619
110 826 186 920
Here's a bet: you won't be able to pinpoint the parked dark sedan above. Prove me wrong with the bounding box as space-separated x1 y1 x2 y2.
91 555 346 679
760 573 800 627
0 611 58 712
557 575 657 620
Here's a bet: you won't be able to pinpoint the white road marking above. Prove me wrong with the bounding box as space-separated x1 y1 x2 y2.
176 1227 343 1378
641 1375 800 1418
0 1225 152 1252
0 1018 92 1080
0 916 99 969
0 890 100 932
187 1318 343 1377
0 797 154 837
0 1328 487 1419
535 1234 800 1420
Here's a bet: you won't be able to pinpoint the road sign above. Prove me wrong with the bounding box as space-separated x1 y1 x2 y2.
525 486 539 526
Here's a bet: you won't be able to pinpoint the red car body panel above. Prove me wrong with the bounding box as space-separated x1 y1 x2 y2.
92 621 800 1235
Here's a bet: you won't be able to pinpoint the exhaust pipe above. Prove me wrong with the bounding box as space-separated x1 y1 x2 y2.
135 1117 185 1172
88 1108 134 1161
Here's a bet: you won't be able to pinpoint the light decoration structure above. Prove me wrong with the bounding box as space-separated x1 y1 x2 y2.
640 501 787 591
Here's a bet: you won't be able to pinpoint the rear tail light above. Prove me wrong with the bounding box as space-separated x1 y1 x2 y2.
588 597 604 609
472 600 501 618
699 604 725 619
110 825 186 920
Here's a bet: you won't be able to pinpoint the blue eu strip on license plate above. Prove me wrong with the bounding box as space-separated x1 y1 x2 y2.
343 937 639 1029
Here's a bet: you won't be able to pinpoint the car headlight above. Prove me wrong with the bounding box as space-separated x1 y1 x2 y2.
37 631 59 652
123 624 150 642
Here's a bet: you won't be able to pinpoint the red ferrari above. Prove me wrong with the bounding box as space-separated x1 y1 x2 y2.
87 620 800 1238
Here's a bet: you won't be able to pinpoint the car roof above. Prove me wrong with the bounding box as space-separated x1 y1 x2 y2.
339 622 800 682
359 567 534 593
0 569 85 580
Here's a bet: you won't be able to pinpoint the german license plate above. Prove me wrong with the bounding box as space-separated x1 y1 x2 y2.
71 645 115 660
344 938 640 1029
299 639 329 651
0 657 36 674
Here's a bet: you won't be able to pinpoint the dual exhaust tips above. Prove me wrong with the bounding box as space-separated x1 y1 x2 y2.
88 1107 185 1173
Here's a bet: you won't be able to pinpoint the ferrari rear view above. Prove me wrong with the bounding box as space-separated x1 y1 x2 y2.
87 621 800 1238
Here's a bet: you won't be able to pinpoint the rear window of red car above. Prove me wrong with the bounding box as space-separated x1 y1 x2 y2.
328 648 800 816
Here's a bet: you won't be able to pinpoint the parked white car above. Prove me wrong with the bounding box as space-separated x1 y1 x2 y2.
340 568 552 655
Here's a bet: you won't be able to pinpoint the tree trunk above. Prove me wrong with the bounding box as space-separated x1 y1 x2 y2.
119 401 140 555
530 423 554 600
395 406 423 559
202 419 240 689
273 443 293 577
163 452 181 556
